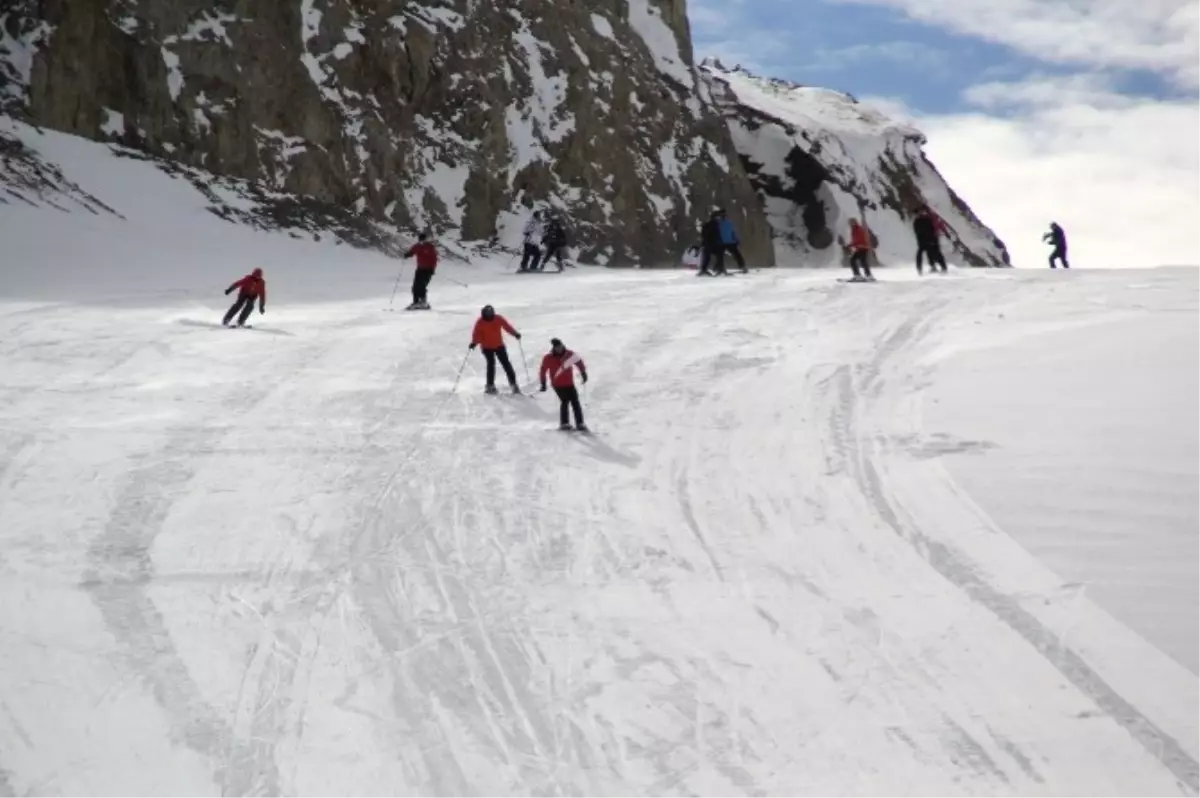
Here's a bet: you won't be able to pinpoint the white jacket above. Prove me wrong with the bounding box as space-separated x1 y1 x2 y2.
523 217 544 246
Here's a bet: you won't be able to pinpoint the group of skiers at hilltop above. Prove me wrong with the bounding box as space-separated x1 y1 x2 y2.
679 207 1069 277
834 209 1069 280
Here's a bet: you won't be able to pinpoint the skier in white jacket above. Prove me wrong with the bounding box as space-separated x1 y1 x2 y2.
519 211 544 272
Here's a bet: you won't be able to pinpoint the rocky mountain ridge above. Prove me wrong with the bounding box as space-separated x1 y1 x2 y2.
0 0 773 266
1 3 1004 269
699 59 1007 268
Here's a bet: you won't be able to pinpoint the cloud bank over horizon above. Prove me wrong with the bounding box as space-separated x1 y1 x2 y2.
688 0 1199 270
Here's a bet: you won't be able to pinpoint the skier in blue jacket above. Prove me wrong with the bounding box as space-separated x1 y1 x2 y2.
699 208 748 275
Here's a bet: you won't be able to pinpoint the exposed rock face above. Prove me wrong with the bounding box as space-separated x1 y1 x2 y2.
701 59 1008 268
0 0 775 266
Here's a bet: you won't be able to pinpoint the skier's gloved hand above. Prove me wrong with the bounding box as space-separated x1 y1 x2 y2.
581 372 589 384
540 384 547 392
225 288 232 295
469 342 478 351
514 332 522 340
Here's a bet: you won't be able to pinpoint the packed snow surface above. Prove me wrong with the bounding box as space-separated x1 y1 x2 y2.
0 123 1197 796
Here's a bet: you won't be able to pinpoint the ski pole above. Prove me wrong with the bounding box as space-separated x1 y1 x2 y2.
517 338 531 382
387 266 405 309
450 348 471 394
441 273 469 288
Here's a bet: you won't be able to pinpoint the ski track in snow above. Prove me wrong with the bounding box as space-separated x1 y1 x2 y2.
0 267 1196 795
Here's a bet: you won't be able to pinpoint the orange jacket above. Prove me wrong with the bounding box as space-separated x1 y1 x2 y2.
540 350 586 388
472 315 517 350
849 222 871 252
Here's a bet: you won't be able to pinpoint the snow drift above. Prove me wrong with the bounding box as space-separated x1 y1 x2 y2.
701 59 1008 269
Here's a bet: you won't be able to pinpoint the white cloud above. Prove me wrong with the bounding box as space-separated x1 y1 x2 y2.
867 75 1200 269
828 0 1199 89
688 0 1198 268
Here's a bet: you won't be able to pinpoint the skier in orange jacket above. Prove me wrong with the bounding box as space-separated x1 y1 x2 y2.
470 305 523 394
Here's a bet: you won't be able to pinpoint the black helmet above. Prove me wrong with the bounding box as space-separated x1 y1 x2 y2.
481 304 495 319
550 337 564 350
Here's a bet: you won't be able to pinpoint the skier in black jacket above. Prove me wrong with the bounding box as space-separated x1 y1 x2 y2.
541 215 568 272
1043 222 1069 268
699 209 727 276
913 207 947 275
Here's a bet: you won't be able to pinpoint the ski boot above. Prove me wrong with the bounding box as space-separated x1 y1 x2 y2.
484 385 498 395
575 423 589 433
510 383 522 395
559 423 572 431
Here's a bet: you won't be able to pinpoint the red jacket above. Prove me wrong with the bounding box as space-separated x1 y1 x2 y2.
849 222 871 252
540 350 586 388
472 315 517 350
405 241 438 271
228 273 266 300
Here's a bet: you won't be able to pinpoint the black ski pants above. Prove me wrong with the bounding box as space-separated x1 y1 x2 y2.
850 249 872 278
520 243 542 271
916 240 947 273
701 244 746 274
542 244 566 271
1049 248 1069 269
554 385 584 426
483 346 518 387
412 268 433 304
223 293 258 326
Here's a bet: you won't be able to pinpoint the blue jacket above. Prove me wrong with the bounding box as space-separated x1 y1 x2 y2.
718 217 738 245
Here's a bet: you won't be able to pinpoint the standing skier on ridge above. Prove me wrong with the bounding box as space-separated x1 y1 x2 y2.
403 232 438 310
470 305 523 394
541 214 568 272
716 208 748 273
540 337 588 432
698 209 726 276
519 211 544 272
913 206 948 275
222 267 266 327
847 218 875 281
1043 222 1069 268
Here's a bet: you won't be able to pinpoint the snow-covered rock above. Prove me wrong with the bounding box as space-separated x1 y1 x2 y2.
0 0 773 267
701 59 1008 269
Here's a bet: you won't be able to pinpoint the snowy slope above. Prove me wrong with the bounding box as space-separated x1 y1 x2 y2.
701 60 1008 270
1 122 1197 795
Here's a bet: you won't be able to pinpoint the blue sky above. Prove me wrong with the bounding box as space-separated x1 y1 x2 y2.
687 0 1191 115
685 0 1199 268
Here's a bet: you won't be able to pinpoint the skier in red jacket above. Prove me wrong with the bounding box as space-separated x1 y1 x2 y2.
403 232 438 310
847 218 875 281
539 338 588 431
223 267 266 327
